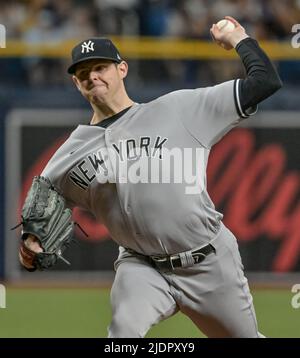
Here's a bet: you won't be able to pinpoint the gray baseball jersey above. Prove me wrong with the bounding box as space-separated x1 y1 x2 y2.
42 79 262 337
42 80 241 255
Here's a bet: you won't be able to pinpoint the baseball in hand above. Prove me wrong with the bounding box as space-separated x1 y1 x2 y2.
216 19 235 32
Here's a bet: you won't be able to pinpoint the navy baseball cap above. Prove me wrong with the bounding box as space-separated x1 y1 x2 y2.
67 38 122 74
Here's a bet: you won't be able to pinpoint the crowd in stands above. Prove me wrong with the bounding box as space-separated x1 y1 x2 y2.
0 0 299 87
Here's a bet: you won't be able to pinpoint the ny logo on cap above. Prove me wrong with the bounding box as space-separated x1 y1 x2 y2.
81 40 94 54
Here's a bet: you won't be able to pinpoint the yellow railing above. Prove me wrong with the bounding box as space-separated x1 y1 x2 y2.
0 37 299 60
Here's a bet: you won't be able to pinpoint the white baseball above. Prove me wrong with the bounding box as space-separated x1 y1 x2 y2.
216 19 235 32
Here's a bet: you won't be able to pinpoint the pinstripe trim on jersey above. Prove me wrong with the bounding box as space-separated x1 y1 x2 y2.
233 79 249 118
234 79 258 118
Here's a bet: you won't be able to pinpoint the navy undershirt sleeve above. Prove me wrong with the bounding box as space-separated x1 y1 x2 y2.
234 37 282 118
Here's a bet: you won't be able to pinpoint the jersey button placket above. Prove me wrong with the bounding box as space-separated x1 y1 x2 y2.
104 128 116 183
105 128 135 235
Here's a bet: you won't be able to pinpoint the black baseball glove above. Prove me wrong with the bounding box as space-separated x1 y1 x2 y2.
18 176 74 271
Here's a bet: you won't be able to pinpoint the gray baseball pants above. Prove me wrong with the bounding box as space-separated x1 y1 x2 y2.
108 224 263 338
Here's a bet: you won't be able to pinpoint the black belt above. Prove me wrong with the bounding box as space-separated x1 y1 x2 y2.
149 243 215 271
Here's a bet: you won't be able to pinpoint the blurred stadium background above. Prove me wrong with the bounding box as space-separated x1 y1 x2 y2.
0 0 300 337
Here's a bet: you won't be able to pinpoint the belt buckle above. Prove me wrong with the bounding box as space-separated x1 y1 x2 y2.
151 255 167 263
151 254 177 270
169 254 179 270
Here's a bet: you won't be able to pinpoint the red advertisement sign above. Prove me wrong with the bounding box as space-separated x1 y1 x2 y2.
19 125 300 272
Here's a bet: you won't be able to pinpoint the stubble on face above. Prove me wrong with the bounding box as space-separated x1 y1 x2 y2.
75 60 119 105
88 84 109 105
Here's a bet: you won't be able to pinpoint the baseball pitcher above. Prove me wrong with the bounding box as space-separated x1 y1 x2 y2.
18 16 282 337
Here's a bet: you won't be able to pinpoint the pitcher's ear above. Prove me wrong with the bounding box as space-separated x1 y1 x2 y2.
72 75 81 91
118 61 129 79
